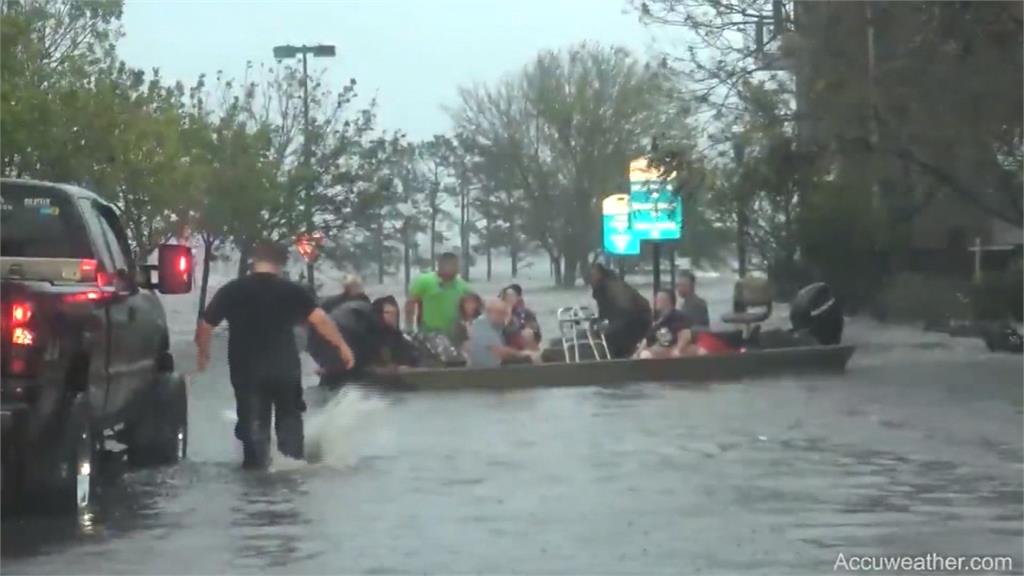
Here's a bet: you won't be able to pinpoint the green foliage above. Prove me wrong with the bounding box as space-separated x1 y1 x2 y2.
637 0 1022 309
452 43 687 286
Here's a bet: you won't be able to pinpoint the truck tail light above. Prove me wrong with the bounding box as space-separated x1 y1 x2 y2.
12 302 32 325
77 258 100 282
12 327 34 346
64 289 113 303
9 301 35 347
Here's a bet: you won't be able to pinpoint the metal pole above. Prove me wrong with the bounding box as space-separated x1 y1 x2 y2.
652 243 662 305
973 237 983 284
301 49 315 292
737 204 748 278
669 244 677 291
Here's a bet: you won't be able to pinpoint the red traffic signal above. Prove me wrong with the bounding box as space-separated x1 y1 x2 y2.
295 232 325 263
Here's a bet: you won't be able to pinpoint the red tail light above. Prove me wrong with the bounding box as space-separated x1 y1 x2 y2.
9 301 35 347
12 327 34 346
12 302 32 326
64 289 111 303
78 258 100 282
178 255 189 273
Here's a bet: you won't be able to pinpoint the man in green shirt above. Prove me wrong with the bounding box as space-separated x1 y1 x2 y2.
405 252 472 337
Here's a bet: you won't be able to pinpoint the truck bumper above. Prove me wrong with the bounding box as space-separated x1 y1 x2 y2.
1 400 30 436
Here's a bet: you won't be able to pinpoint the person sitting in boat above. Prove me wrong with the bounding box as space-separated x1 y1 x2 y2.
370 295 418 368
589 262 652 358
500 283 542 350
676 329 739 356
465 298 541 367
676 270 710 328
635 289 693 359
320 273 371 313
451 292 483 348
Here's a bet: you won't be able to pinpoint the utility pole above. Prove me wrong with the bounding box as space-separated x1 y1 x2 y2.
732 131 749 278
273 43 336 293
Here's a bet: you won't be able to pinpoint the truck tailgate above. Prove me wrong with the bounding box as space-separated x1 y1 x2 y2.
1 257 96 284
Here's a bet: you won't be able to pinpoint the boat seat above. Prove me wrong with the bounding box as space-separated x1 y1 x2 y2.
721 277 773 329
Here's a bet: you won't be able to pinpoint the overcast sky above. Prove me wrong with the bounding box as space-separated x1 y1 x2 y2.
119 0 662 140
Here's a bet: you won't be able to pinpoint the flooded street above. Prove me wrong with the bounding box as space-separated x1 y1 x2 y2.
3 310 1021 574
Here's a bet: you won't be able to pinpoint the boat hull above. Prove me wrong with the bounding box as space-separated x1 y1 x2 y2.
362 345 856 390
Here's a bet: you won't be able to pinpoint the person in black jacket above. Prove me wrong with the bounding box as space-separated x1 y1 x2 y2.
309 295 420 388
370 295 418 368
589 262 652 358
308 299 378 388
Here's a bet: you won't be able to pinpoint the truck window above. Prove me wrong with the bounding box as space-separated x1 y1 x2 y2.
92 203 129 273
0 184 92 259
76 198 116 273
96 204 135 269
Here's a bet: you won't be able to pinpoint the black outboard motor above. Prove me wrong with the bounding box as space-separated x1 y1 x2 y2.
790 282 844 345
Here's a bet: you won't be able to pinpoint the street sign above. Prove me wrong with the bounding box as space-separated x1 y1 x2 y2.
629 184 683 241
602 194 640 255
602 158 684 256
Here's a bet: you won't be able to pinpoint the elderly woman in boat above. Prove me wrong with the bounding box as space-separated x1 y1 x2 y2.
589 262 651 358
500 283 542 351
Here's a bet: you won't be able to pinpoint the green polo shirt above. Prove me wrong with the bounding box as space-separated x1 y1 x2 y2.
409 271 471 335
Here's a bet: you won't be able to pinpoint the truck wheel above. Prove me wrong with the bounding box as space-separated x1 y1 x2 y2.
31 393 95 515
127 372 188 467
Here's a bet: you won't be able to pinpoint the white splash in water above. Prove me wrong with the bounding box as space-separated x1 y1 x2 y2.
303 386 391 468
218 387 390 470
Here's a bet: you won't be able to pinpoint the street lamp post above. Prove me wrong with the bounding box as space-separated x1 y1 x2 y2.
273 44 336 292
732 132 749 279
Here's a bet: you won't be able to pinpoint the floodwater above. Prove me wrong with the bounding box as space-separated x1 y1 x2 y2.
2 274 1022 575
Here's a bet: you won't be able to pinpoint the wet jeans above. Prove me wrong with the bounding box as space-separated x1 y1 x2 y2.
231 375 306 469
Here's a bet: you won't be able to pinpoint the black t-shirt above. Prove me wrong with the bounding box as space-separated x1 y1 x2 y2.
203 272 317 381
645 309 692 347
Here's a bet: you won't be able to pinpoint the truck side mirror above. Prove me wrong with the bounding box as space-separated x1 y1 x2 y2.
157 244 193 295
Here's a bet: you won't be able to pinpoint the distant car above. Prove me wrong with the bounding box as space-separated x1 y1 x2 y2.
1 178 193 515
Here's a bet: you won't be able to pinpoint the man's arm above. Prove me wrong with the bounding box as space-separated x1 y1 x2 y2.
489 344 536 363
307 308 356 369
195 283 231 372
194 321 214 372
404 297 420 332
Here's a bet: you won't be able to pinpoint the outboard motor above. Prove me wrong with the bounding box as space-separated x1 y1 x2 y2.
790 282 844 345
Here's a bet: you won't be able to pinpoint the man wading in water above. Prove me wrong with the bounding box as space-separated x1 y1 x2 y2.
195 241 355 469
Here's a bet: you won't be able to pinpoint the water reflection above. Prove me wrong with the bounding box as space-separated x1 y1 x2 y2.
1 461 179 559
229 471 320 571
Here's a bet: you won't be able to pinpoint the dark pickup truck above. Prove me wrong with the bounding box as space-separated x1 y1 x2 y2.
1 178 193 514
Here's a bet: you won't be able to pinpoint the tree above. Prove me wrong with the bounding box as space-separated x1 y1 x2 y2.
418 135 458 262
242 63 380 284
1 0 124 177
452 43 677 286
184 72 279 318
